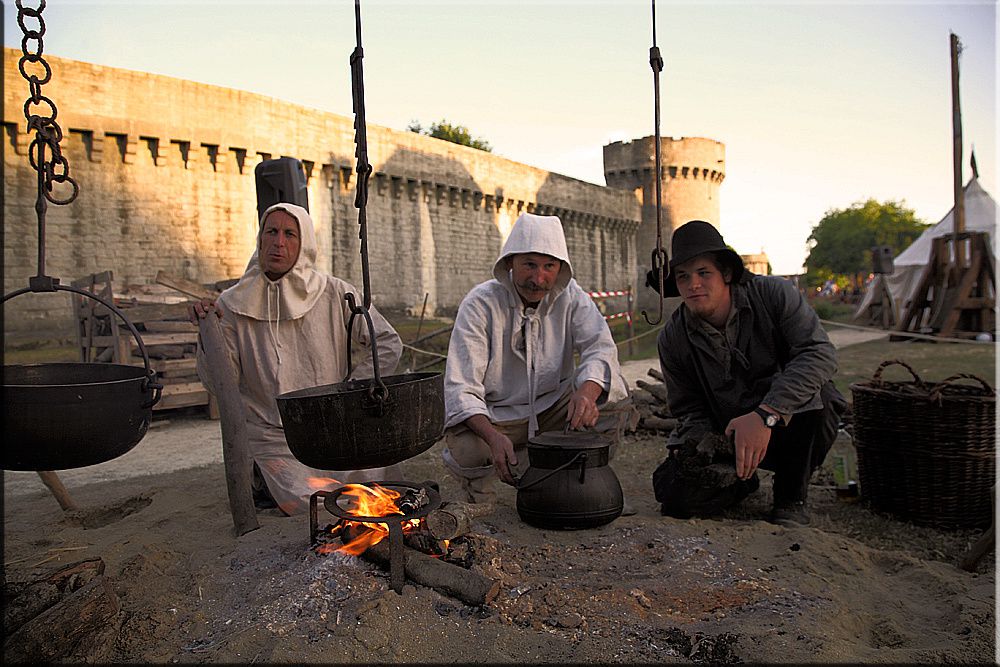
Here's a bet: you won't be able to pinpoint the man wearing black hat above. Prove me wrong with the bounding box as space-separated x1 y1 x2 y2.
648 220 847 526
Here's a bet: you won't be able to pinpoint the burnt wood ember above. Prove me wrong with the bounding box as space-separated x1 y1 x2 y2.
394 486 430 514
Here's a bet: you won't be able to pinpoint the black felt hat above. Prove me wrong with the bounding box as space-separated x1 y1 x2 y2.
645 220 744 297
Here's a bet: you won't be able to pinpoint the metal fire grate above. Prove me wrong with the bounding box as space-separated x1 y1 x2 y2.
309 481 441 592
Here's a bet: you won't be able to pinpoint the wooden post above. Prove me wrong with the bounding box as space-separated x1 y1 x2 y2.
198 315 259 536
950 32 966 265
36 471 77 511
626 285 635 357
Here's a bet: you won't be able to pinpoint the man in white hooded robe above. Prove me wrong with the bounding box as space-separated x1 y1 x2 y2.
191 203 403 516
442 212 634 505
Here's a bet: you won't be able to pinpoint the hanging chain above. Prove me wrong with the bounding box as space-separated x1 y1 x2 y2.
642 0 668 325
344 0 388 405
16 0 79 288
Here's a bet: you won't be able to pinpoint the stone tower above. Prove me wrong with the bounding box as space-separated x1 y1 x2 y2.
603 136 725 310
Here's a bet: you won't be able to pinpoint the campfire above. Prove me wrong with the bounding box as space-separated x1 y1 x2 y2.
308 478 440 557
306 479 499 606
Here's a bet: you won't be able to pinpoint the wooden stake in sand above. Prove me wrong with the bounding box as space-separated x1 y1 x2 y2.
35 471 77 511
197 314 259 536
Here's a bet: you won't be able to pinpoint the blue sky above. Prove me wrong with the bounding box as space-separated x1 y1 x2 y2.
4 0 996 274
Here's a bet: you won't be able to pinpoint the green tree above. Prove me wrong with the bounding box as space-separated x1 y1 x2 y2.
407 119 492 152
805 199 928 289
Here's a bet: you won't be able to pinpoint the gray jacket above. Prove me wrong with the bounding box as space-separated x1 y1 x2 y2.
657 273 841 447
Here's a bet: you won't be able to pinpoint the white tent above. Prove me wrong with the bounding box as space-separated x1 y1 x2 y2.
854 177 997 326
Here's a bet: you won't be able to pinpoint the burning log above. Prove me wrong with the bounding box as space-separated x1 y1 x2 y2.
4 558 122 663
355 537 500 607
340 521 498 606
424 502 495 541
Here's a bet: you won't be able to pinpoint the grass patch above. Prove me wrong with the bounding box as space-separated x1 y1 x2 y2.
832 338 996 400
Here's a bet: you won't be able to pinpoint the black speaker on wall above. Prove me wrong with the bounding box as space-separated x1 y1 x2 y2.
871 246 894 274
254 157 309 221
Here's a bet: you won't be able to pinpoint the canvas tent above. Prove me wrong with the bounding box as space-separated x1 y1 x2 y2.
854 177 997 327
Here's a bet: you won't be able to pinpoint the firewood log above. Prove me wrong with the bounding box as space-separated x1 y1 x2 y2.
636 379 668 403
641 416 679 432
424 502 495 541
357 538 499 606
647 367 665 382
632 388 658 406
4 566 122 663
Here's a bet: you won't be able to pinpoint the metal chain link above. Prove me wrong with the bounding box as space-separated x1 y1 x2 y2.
17 0 79 206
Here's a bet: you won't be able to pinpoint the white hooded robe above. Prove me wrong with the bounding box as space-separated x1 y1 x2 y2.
196 203 402 515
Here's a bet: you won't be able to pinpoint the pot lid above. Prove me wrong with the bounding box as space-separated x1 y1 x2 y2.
528 431 611 450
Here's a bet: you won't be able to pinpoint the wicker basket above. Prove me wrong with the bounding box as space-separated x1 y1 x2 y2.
849 360 995 529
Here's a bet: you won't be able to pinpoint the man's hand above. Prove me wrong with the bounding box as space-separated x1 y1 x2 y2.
566 380 603 430
724 412 772 480
465 414 518 485
188 298 222 325
485 431 518 485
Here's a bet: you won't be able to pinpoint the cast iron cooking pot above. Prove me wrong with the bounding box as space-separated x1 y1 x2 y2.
3 362 162 471
516 431 623 530
276 371 444 470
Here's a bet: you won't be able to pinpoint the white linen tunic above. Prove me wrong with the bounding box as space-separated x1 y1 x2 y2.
444 213 627 437
197 204 402 515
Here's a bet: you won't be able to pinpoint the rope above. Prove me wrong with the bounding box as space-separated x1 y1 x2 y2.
401 342 447 359
614 325 660 348
818 319 994 346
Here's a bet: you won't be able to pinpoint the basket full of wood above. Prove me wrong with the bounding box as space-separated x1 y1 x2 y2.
849 360 995 529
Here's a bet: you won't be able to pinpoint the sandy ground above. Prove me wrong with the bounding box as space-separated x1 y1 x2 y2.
5 326 996 664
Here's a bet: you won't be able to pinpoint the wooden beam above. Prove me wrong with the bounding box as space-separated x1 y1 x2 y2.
155 271 219 301
198 314 259 536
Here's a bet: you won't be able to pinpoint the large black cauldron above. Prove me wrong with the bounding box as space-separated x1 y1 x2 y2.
276 372 444 470
3 362 161 470
516 431 623 530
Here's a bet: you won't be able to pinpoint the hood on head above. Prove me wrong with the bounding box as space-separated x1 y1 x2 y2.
492 213 573 291
222 202 325 321
254 202 318 273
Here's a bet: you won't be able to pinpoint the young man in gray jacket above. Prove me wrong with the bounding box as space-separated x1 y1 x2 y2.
441 212 634 505
650 220 847 526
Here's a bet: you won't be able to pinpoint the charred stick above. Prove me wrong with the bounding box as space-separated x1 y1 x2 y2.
646 367 665 382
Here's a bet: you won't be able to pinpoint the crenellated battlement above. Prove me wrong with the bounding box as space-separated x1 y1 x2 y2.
3 48 642 332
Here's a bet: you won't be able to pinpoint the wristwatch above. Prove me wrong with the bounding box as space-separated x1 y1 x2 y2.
754 406 780 428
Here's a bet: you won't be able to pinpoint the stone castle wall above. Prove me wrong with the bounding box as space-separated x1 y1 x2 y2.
603 136 726 309
3 48 640 334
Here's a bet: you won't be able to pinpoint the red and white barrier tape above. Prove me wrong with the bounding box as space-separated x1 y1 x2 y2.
587 290 630 298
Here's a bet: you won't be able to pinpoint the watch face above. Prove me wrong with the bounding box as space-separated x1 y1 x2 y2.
766 414 779 427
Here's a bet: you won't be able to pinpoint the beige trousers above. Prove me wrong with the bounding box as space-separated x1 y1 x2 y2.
441 391 634 504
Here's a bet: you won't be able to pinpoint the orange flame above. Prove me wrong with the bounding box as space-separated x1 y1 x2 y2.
330 483 422 556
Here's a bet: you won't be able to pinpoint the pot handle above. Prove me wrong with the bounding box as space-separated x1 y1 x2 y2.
3 282 163 409
514 451 586 491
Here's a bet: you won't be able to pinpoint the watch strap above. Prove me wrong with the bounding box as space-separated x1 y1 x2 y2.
754 406 778 428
